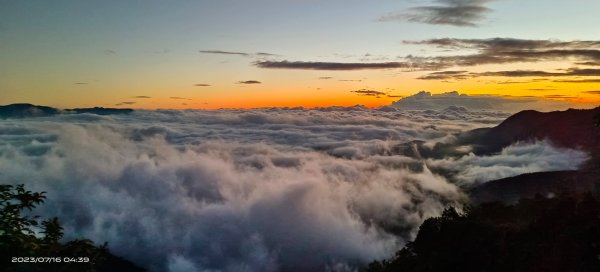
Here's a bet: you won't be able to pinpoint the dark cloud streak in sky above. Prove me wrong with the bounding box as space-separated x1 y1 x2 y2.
379 0 494 27
199 50 278 57
199 50 249 56
237 80 262 84
351 89 387 97
405 38 600 68
419 68 600 80
255 38 600 73
255 60 414 70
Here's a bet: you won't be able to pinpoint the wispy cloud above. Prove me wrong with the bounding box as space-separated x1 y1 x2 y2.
481 68 600 77
351 89 387 97
237 80 262 84
350 89 402 99
553 79 600 83
379 0 494 27
417 70 470 80
170 97 192 100
115 101 135 106
132 96 151 99
74 82 88 85
199 50 278 57
339 79 362 82
419 68 600 80
199 50 249 56
255 60 417 70
256 38 600 72
256 52 278 56
583 90 600 95
405 38 600 67
194 84 211 87
544 94 578 99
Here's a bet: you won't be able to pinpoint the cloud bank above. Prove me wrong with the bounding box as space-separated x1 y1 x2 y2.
427 140 589 186
0 107 587 271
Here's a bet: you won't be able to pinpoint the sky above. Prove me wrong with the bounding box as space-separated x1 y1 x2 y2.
1 0 600 109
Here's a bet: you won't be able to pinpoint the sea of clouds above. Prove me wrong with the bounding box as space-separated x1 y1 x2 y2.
0 106 588 271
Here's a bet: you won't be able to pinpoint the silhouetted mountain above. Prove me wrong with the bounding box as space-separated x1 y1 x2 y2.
470 171 599 204
466 107 600 155
67 107 134 115
399 107 600 160
0 103 60 118
0 104 134 118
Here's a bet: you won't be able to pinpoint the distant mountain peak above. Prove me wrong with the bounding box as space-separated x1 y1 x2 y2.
0 103 61 118
0 103 134 118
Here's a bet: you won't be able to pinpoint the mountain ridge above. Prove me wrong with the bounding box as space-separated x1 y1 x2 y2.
0 103 134 118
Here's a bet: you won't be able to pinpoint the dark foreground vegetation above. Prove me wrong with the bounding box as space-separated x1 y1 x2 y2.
0 184 144 272
367 192 600 272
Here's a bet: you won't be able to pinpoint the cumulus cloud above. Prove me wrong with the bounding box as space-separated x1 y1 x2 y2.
379 0 494 27
391 91 576 112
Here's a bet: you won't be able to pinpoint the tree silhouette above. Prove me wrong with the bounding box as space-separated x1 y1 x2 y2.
0 184 144 272
366 193 600 272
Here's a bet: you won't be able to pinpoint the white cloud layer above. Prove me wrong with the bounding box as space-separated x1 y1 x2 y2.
427 140 589 186
0 107 587 271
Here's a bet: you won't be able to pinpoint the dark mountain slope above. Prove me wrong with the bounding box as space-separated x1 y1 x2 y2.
402 107 600 160
470 170 599 204
465 107 600 155
0 103 60 118
67 107 134 115
0 104 134 118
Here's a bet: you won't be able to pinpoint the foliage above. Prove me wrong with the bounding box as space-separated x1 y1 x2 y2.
0 184 144 272
366 193 600 272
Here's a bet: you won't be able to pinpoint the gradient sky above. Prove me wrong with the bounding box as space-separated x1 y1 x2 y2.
1 0 600 109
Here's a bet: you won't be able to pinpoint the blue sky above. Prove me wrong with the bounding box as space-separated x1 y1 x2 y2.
2 0 600 108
